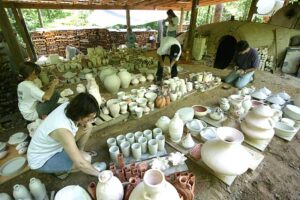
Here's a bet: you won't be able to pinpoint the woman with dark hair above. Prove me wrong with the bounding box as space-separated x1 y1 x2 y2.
164 9 179 37
27 93 100 177
224 40 259 88
17 62 60 121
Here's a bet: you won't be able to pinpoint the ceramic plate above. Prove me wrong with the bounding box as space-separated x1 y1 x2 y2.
0 157 26 176
8 132 28 145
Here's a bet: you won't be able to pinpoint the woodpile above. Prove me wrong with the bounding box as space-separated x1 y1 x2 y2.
257 47 274 73
31 28 157 57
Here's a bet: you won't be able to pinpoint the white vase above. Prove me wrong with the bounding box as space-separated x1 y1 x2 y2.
13 184 33 200
201 127 252 176
108 103 120 118
104 73 121 94
181 133 195 149
99 67 116 83
169 113 184 143
96 170 124 200
129 169 180 200
0 193 12 200
29 177 49 200
155 116 171 134
294 92 300 107
118 69 131 89
55 185 91 200
87 77 102 106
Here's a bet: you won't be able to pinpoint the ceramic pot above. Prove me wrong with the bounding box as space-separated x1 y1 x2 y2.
99 67 116 83
228 95 245 118
87 77 102 107
242 95 252 114
209 107 224 121
146 74 154 82
76 84 86 93
294 92 300 107
104 73 121 94
155 116 171 134
108 103 120 118
118 69 132 89
13 184 33 200
201 127 252 176
181 133 195 149
0 193 12 200
96 170 124 200
169 113 184 143
29 177 49 200
129 169 180 200
241 121 274 140
245 112 274 130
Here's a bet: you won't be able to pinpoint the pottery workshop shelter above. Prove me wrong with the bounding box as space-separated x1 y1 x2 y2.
0 0 238 69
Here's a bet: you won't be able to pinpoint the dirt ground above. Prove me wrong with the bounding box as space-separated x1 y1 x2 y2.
0 62 299 200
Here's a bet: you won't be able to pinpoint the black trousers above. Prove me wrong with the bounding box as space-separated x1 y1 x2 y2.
156 55 178 82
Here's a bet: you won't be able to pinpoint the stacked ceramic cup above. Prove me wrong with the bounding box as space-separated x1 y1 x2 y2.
107 128 165 162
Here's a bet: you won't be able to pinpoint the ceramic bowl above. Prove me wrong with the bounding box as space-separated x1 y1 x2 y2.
18 147 27 155
192 105 208 118
284 104 300 120
0 150 8 159
274 122 297 137
252 104 274 118
281 118 295 127
251 91 268 100
277 92 290 101
251 100 264 108
136 98 147 107
145 92 157 102
176 107 194 123
258 87 272 96
200 127 217 142
186 119 207 136
266 95 285 105
16 141 29 151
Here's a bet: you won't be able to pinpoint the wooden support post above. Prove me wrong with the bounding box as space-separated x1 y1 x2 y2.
247 0 258 21
37 9 44 28
0 2 23 71
12 7 37 61
213 3 223 23
126 7 131 29
205 5 211 24
179 7 184 32
186 0 199 61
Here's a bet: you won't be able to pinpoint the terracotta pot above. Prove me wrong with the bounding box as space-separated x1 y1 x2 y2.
201 127 252 176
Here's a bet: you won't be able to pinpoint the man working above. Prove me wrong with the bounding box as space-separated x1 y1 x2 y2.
17 62 60 121
125 27 136 49
27 93 100 178
156 36 182 84
224 40 260 89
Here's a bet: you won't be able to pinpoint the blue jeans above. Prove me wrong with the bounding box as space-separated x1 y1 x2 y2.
35 150 73 173
225 70 254 89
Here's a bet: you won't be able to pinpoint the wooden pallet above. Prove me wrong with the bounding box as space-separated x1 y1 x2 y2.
0 145 29 184
92 113 129 133
166 135 264 186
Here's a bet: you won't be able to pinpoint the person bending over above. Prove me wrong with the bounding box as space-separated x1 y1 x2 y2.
27 93 100 177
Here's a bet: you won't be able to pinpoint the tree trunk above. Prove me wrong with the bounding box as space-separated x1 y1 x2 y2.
247 0 258 21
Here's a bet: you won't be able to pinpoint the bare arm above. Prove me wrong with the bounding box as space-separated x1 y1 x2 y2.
170 59 177 68
50 129 99 177
42 79 59 101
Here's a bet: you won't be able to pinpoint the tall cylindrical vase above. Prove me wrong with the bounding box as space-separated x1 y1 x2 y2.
169 113 184 143
29 177 49 200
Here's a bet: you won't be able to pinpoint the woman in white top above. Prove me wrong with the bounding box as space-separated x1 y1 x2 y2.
17 62 60 121
164 9 179 37
27 93 100 177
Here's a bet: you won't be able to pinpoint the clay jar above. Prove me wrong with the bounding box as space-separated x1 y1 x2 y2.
201 127 252 176
104 73 121 94
155 116 171 134
29 177 48 200
108 102 120 118
96 170 124 200
118 69 132 89
13 184 32 200
129 169 181 200
169 113 184 143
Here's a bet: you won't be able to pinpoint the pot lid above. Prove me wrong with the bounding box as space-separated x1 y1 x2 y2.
0 157 26 176
8 132 28 145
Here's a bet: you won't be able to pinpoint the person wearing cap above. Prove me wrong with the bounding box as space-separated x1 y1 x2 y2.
224 40 259 89
27 93 101 178
156 36 182 84
163 9 179 37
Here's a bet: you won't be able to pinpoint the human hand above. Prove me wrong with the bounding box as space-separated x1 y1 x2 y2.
236 69 245 75
51 78 59 86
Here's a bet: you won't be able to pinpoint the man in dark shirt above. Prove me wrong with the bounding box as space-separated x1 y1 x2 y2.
225 40 259 88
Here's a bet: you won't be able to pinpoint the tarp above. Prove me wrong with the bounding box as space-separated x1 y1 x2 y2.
87 10 169 27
